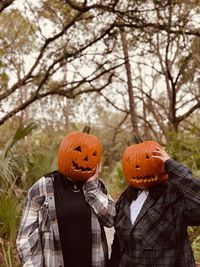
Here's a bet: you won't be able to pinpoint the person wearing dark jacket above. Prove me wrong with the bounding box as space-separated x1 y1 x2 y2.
109 146 200 267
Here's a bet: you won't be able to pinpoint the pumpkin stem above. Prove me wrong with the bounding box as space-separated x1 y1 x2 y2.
83 125 91 134
133 134 143 144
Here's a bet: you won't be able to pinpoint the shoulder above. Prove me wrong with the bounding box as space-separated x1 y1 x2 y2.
98 178 108 194
28 171 58 200
83 178 108 194
115 187 130 211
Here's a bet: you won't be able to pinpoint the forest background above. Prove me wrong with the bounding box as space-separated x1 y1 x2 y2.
0 0 200 266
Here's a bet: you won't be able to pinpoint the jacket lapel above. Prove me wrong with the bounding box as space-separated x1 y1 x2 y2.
124 201 133 228
131 194 157 229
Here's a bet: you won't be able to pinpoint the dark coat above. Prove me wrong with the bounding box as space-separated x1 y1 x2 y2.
109 159 200 267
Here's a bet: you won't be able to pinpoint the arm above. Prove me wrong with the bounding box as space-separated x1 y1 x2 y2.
16 180 44 266
153 147 200 224
83 178 116 227
165 159 200 225
153 147 200 203
164 159 200 202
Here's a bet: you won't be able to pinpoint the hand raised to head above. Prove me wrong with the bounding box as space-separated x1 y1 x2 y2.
152 147 171 163
87 162 102 182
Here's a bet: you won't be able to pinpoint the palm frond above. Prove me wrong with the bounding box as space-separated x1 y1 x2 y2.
0 194 20 242
2 122 37 159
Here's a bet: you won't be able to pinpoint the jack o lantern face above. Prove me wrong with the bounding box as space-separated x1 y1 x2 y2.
57 130 102 181
122 141 168 189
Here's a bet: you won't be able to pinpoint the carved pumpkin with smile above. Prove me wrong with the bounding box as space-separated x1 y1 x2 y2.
122 140 168 189
57 126 102 181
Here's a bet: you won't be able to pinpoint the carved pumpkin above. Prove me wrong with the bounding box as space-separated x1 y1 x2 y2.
122 140 168 189
57 126 102 181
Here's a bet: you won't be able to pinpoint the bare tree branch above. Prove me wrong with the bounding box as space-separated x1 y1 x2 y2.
64 0 120 12
0 0 14 13
177 101 200 123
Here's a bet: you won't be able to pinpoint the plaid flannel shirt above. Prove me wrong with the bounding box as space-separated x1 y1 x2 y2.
16 172 116 267
109 159 200 267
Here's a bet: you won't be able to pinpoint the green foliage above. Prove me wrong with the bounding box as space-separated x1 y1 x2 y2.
0 194 20 267
0 9 36 53
192 235 200 262
23 147 58 190
103 162 127 199
0 194 20 242
2 122 37 159
189 226 200 262
0 122 39 266
0 155 19 191
0 72 9 90
38 0 75 24
0 122 37 193
166 131 200 177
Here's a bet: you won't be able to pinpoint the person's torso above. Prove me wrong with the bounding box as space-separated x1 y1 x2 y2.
115 185 195 267
53 171 92 267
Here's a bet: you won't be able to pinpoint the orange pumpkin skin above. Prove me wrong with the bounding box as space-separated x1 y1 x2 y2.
122 141 168 189
57 131 102 181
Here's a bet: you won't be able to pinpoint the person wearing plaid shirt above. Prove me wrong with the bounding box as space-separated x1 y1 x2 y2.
109 147 200 267
16 166 116 267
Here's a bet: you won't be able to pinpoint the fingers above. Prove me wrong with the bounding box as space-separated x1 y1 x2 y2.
97 162 102 174
87 162 101 182
152 147 171 163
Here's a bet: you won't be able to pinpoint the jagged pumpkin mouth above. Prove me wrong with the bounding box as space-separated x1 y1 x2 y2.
130 175 158 184
72 161 93 173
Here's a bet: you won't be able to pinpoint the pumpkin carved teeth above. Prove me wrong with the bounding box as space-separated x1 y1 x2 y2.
72 161 93 173
130 175 158 183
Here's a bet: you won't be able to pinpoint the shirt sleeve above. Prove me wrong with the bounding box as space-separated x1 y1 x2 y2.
165 159 200 225
16 180 44 266
83 179 116 227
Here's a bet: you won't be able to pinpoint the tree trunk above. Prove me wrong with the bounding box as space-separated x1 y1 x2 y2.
120 26 139 135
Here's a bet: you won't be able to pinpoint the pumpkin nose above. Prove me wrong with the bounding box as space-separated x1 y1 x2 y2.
84 156 88 161
135 164 140 169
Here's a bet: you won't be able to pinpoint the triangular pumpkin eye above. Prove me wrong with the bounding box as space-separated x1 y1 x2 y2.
93 151 97 156
75 146 81 152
